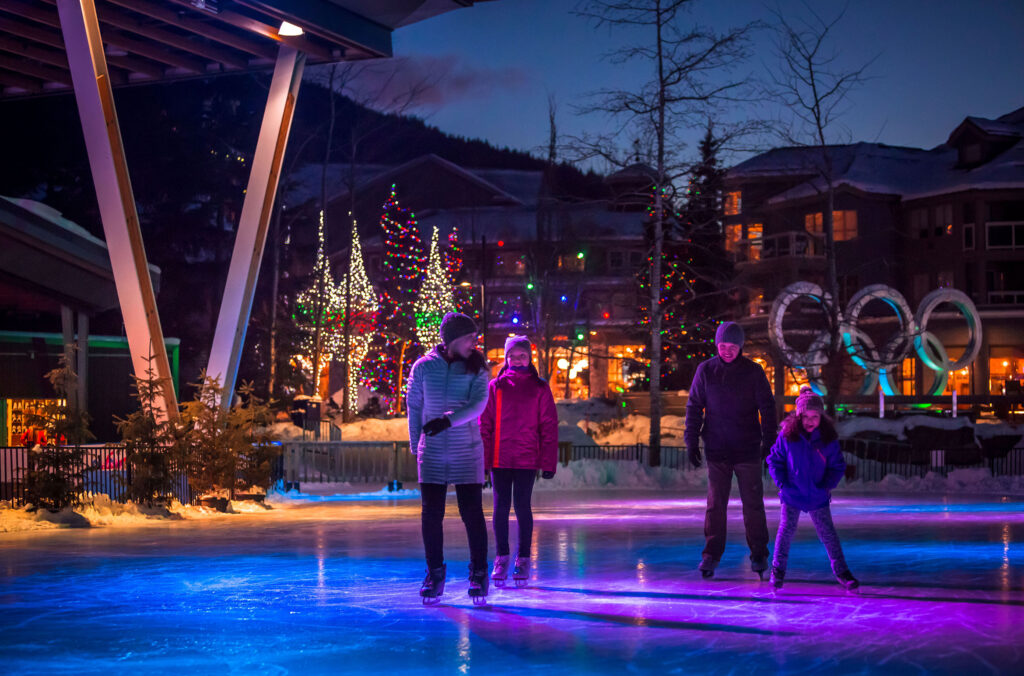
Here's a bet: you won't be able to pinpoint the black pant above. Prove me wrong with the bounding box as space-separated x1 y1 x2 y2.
490 468 537 557
420 482 488 571
703 459 769 563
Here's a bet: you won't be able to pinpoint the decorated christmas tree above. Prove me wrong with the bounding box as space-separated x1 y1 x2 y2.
293 210 343 397
414 227 456 346
337 218 379 414
361 185 426 413
443 226 474 315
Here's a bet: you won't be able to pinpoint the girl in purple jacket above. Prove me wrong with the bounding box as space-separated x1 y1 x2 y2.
479 335 559 588
767 387 859 591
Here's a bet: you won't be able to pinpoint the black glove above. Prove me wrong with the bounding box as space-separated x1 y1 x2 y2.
422 416 452 437
541 470 555 480
687 446 703 469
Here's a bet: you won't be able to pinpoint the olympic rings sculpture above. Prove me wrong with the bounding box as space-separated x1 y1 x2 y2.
768 282 983 396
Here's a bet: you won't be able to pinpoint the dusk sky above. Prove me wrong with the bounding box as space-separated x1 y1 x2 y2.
391 0 1024 167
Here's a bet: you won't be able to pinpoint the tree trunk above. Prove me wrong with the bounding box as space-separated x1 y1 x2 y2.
648 0 666 468
267 193 282 399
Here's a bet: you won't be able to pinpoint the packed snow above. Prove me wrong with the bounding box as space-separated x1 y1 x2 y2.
0 495 271 533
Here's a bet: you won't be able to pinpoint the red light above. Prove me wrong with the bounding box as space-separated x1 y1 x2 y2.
497 240 504 247
603 312 610 319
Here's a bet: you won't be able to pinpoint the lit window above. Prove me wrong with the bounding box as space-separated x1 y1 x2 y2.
724 224 741 252
724 191 742 216
804 211 858 241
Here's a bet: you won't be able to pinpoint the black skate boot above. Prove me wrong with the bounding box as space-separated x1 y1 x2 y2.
420 564 446 606
769 566 785 591
751 556 769 581
698 557 717 579
468 564 489 605
836 570 860 591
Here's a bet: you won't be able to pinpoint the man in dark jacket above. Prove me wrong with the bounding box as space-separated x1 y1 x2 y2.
685 321 777 579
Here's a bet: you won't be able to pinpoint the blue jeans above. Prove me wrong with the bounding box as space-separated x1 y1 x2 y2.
772 502 850 576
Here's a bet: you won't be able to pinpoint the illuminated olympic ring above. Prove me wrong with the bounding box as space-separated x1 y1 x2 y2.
768 283 983 396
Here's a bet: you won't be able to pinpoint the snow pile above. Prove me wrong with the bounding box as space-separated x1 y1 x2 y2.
337 417 409 441
838 468 1024 495
0 495 272 533
536 459 708 491
555 398 623 428
836 415 1022 443
974 418 1024 440
585 414 686 446
835 417 908 439
268 421 306 440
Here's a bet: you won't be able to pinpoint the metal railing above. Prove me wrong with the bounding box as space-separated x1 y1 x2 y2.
7 441 1021 503
277 441 418 488
0 445 192 508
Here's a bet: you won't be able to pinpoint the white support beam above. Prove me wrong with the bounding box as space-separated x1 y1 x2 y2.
207 45 305 409
56 0 178 421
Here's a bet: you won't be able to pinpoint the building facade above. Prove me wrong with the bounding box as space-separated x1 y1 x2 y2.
723 107 1024 398
291 155 652 401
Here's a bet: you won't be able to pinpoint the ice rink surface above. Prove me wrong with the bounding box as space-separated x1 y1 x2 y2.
2 489 1022 675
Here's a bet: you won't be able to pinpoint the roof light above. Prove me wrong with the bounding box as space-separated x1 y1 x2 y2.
278 21 304 36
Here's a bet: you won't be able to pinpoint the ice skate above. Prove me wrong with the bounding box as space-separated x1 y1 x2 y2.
420 564 446 606
751 557 769 581
491 554 510 588
698 557 717 579
836 570 860 592
512 555 531 588
468 564 489 605
769 566 785 591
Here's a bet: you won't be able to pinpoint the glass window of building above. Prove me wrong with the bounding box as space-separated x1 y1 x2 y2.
724 191 742 216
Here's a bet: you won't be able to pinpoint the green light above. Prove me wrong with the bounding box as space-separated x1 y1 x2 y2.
576 252 585 259
526 282 534 290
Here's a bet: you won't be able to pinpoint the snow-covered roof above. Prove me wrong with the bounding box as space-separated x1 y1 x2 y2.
729 107 1024 205
471 168 544 206
961 116 1023 138
730 140 1024 206
282 162 391 210
415 202 645 244
285 155 535 211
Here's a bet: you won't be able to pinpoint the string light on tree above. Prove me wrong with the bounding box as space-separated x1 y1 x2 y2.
293 210 343 394
337 217 379 413
360 185 426 414
414 226 456 346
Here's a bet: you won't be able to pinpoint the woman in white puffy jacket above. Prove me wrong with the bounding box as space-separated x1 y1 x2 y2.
406 312 490 604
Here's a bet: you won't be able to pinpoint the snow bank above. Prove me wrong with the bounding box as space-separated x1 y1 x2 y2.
537 459 706 491
584 414 686 446
0 495 272 533
837 468 1024 496
836 415 1022 443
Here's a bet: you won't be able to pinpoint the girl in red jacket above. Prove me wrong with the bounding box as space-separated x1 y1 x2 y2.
479 335 559 588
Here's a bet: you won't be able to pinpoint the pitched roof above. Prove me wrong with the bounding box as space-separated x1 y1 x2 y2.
727 108 1024 205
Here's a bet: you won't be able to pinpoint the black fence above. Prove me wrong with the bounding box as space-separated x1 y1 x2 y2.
5 441 1023 506
839 437 1024 482
276 441 418 488
1 445 192 508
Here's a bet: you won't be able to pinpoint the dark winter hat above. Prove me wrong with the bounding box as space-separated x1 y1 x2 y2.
504 335 533 360
715 321 745 348
440 312 477 345
796 386 825 415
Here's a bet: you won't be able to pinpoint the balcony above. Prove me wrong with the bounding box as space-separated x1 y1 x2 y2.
734 231 824 267
987 291 1024 305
